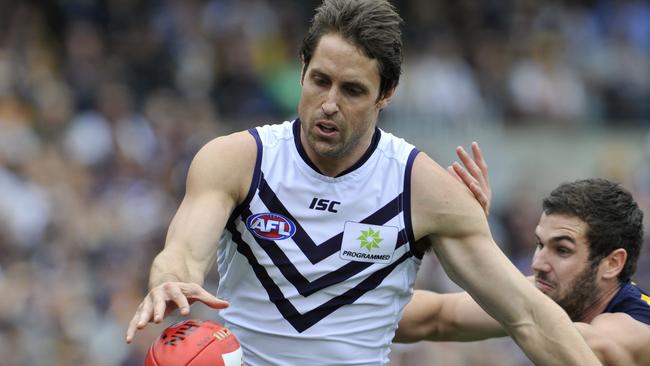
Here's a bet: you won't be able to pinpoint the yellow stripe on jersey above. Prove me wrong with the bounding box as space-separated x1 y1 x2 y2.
642 294 650 306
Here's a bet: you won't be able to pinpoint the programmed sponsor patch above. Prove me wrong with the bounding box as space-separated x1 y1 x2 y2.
339 221 398 263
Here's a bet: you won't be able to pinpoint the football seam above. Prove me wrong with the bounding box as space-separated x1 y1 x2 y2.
185 333 217 366
149 344 160 366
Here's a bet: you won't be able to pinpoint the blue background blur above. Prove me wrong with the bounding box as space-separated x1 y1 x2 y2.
0 1 648 365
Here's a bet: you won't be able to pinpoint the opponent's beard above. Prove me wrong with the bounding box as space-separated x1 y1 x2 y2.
553 263 600 322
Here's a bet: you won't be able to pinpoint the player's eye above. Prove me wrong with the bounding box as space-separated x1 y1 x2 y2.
313 75 329 87
344 86 363 97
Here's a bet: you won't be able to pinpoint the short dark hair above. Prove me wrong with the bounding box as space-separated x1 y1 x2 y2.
300 0 403 100
542 179 644 283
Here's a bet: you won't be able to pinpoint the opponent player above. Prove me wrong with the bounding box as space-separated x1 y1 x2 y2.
125 1 600 364
396 143 650 366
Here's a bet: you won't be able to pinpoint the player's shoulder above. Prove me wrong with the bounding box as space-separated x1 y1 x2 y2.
194 130 258 166
187 130 258 194
606 282 650 324
592 312 643 326
589 312 650 341
631 282 650 308
409 150 486 240
588 313 650 365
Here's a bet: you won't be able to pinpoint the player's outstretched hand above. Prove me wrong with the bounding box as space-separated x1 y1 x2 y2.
446 142 492 216
125 282 229 344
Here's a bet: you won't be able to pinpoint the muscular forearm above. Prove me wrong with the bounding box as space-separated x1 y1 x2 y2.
433 239 600 364
503 296 601 365
145 133 252 291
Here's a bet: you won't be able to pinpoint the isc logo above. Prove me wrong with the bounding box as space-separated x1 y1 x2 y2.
309 198 341 213
246 213 296 240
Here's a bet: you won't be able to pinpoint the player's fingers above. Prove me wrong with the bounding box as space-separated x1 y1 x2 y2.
470 142 491 214
168 286 191 316
456 146 483 184
452 162 479 190
152 297 167 324
471 182 490 215
471 142 489 185
469 182 489 215
126 298 155 343
453 162 490 213
447 164 463 183
136 295 154 329
152 282 191 318
126 310 142 343
181 284 229 309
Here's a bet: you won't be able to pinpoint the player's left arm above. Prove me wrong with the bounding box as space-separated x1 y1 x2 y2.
575 313 650 366
410 152 601 365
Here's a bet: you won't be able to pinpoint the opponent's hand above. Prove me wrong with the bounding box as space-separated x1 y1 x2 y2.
447 142 491 216
125 282 229 343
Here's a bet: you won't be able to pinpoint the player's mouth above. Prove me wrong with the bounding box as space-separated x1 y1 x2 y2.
315 121 340 138
535 278 555 292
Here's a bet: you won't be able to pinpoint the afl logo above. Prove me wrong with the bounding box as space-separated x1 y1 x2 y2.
246 213 296 240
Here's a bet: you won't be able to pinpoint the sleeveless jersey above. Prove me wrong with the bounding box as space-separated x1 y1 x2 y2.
603 281 650 324
216 120 423 366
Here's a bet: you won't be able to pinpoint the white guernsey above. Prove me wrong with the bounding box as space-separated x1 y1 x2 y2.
218 120 421 365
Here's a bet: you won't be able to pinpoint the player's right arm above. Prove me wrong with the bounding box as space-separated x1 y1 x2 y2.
125 131 257 343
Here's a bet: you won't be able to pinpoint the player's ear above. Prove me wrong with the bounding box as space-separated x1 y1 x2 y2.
600 248 627 280
376 83 396 110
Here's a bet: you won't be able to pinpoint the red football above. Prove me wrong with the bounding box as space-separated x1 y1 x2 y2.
144 319 243 366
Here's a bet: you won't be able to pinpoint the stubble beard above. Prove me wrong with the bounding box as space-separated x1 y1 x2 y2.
308 132 348 158
306 122 368 160
551 263 600 322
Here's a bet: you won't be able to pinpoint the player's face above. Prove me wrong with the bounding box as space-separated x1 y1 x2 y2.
298 32 393 167
531 213 600 321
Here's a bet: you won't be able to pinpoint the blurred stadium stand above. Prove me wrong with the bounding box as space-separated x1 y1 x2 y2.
0 0 648 365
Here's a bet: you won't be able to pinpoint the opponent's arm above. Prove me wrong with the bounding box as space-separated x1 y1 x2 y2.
395 290 504 343
125 131 256 343
411 153 601 365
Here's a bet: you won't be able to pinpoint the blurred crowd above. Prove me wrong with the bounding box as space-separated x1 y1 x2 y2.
0 0 649 365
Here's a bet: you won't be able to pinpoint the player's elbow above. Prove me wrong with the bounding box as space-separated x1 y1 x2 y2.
395 292 451 343
395 313 439 343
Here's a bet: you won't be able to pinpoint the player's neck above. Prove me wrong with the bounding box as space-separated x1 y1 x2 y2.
579 281 622 323
301 129 375 177
312 150 367 177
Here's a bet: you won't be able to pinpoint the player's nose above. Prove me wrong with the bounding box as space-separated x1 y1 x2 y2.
531 251 551 273
322 89 340 115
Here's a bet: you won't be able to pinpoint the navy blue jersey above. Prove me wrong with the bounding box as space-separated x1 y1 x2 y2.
603 281 650 325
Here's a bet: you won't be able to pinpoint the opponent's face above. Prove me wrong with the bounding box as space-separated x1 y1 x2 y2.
298 33 393 165
532 213 600 321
